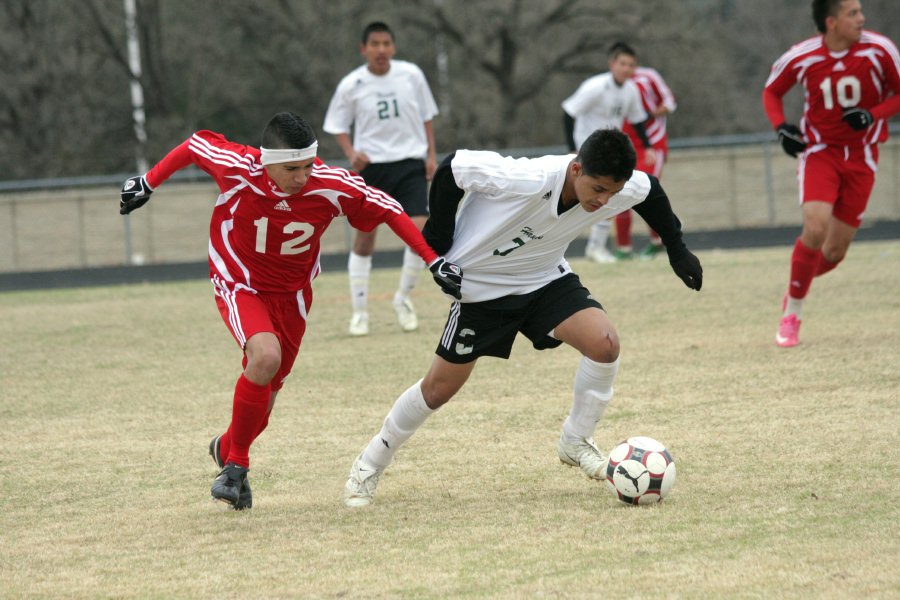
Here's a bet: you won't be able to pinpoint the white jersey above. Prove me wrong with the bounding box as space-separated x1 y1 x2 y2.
323 60 438 163
446 150 652 302
561 72 647 149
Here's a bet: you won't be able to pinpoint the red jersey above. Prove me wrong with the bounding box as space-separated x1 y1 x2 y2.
623 67 677 151
764 31 900 147
145 131 437 293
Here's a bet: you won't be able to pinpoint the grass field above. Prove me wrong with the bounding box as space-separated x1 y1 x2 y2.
1 241 898 598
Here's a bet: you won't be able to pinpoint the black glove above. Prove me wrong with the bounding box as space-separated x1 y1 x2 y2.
776 123 806 158
842 107 873 131
666 244 703 291
429 257 463 300
120 175 153 215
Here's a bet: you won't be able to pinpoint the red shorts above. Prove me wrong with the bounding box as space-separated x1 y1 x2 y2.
213 282 314 392
798 144 879 228
636 146 666 178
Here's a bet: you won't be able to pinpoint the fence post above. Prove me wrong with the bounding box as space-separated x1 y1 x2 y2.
10 200 19 270
763 142 776 225
728 151 739 227
77 196 87 267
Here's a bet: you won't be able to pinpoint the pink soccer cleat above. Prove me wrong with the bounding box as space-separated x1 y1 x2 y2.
775 313 801 348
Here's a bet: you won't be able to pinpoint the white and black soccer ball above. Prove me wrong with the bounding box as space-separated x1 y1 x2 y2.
605 436 676 505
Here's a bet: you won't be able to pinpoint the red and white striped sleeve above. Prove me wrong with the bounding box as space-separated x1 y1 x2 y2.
868 32 900 121
144 131 262 190
762 41 806 128
143 139 192 189
313 162 438 264
648 68 676 113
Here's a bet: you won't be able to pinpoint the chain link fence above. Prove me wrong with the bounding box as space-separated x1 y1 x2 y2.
1 132 898 273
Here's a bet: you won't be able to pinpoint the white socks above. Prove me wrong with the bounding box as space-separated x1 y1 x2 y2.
362 379 435 469
359 357 617 470
586 220 612 252
350 247 425 311
561 356 619 443
784 296 804 320
395 246 424 305
348 252 372 313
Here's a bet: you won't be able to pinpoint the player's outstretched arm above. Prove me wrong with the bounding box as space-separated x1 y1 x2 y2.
384 212 462 299
632 177 702 291
119 138 195 214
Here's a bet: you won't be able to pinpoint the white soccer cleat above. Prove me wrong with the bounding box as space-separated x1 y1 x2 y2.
585 246 616 264
393 298 419 332
558 436 609 480
348 312 370 337
344 454 382 507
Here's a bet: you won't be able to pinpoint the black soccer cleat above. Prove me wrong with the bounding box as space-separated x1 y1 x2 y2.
208 435 252 509
234 477 252 510
209 434 225 469
211 462 252 510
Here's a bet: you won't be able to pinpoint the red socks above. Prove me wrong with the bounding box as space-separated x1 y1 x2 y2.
788 238 819 300
788 237 844 300
218 409 272 468
615 211 632 249
615 211 660 248
222 374 271 468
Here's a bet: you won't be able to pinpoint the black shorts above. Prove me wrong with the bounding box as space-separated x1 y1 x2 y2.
360 159 429 217
436 273 604 364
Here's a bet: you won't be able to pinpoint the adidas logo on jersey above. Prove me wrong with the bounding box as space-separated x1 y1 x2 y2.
274 200 291 212
833 60 846 71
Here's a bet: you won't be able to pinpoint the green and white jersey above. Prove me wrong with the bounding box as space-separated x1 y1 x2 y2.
323 60 438 163
446 150 651 302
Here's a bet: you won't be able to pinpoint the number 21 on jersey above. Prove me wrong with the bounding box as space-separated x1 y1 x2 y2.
819 75 861 109
253 217 314 255
377 98 400 120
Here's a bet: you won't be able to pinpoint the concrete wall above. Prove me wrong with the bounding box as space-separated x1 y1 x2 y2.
1 139 898 273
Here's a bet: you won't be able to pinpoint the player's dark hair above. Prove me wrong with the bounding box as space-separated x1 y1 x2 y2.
608 41 637 60
261 112 316 149
362 21 394 44
577 129 636 181
811 0 844 33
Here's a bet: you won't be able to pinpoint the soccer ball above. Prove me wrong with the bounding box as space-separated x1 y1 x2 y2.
605 436 676 505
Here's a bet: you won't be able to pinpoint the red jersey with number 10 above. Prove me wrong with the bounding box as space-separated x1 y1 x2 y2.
144 131 431 293
764 31 900 147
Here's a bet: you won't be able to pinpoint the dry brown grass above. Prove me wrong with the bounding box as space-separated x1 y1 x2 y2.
1 240 898 598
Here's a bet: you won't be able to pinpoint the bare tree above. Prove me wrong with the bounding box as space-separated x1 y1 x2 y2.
401 0 629 147
1 0 897 180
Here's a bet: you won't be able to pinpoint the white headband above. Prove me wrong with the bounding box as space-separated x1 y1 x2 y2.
260 142 318 166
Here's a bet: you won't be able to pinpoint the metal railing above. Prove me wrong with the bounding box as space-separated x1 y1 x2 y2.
1 129 898 273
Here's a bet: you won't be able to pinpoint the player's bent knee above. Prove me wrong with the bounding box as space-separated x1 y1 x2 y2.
245 336 282 383
585 332 619 364
801 216 829 245
257 351 282 377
